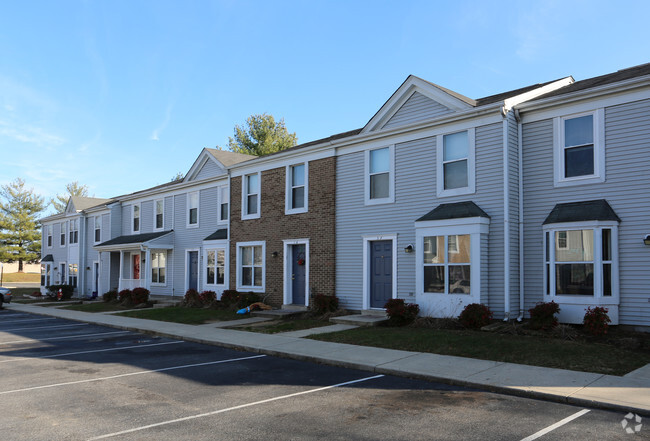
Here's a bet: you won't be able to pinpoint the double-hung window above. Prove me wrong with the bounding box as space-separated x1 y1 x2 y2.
132 205 140 233
151 251 166 284
554 109 604 186
187 192 199 227
365 146 394 204
47 225 52 248
423 235 471 294
68 263 78 288
69 219 78 244
206 249 225 285
286 163 307 214
154 199 164 230
60 222 66 246
219 187 229 222
94 216 101 243
243 173 260 219
436 128 475 197
237 242 264 291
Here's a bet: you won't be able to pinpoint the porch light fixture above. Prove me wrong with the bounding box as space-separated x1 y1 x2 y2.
272 251 279 258
404 244 414 253
644 234 650 246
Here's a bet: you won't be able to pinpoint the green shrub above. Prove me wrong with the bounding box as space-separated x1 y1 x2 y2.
46 284 74 300
199 290 217 305
220 290 239 306
102 290 118 302
384 299 420 326
183 289 201 307
130 287 150 305
528 301 560 330
459 303 493 329
312 294 339 314
118 289 133 303
583 306 611 336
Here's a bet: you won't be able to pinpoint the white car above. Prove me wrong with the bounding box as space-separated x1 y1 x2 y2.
0 287 12 306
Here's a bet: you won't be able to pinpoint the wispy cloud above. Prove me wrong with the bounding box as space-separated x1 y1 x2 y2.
0 119 65 147
151 102 173 141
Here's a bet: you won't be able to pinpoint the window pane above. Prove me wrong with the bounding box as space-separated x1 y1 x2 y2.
152 269 158 283
443 160 468 190
134 205 139 216
545 232 550 261
555 263 594 295
242 247 252 265
217 250 225 266
134 218 140 231
369 148 389 173
159 253 166 267
247 174 259 193
206 267 215 285
602 229 611 261
292 187 305 209
448 235 470 263
207 250 215 267
370 173 389 199
545 263 550 295
424 266 444 293
253 246 263 265
217 267 224 285
247 195 258 214
189 193 198 208
189 207 198 224
423 236 444 264
159 268 165 284
564 145 594 177
603 263 612 296
564 115 593 146
555 230 593 262
156 200 163 214
242 267 252 286
449 265 470 294
291 164 305 186
156 213 163 229
152 253 159 268
443 131 468 161
220 203 229 220
253 267 262 286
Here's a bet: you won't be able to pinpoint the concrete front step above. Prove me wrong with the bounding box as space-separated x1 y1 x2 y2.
276 324 359 338
330 314 388 327
252 309 305 319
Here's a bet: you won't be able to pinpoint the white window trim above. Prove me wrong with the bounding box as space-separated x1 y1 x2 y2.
94 216 102 244
202 243 228 289
285 162 309 215
364 146 395 206
542 220 619 304
236 241 265 292
132 203 141 234
282 238 310 307
150 250 168 287
436 128 476 198
92 260 100 294
415 218 489 317
184 248 200 292
153 199 164 231
362 234 397 310
553 108 605 187
241 173 261 220
186 192 200 228
218 186 229 224
59 222 66 247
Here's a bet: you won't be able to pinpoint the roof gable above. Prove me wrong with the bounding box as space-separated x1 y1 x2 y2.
362 75 475 134
184 149 256 182
65 196 111 213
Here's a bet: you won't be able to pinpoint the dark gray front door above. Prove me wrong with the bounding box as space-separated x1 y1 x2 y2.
291 244 306 305
370 240 392 308
188 251 199 291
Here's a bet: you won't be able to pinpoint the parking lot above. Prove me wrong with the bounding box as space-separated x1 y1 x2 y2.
0 309 640 440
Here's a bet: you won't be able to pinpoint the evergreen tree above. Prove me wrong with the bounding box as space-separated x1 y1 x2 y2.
224 113 297 156
0 178 46 272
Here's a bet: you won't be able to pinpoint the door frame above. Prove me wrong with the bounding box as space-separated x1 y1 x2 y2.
184 248 200 293
92 261 100 295
362 234 397 310
283 238 310 307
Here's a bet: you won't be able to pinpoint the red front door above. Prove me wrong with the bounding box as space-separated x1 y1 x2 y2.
133 254 140 279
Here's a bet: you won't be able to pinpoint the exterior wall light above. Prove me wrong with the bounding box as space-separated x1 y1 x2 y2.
272 251 279 258
404 244 414 253
644 235 650 246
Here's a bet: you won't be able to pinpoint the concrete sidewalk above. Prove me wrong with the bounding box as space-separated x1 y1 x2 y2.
5 303 650 415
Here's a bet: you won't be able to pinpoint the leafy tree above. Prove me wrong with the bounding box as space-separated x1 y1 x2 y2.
51 181 90 213
0 178 46 272
170 172 184 182
224 113 297 156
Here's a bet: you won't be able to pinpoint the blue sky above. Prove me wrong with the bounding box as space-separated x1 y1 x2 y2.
1 0 649 214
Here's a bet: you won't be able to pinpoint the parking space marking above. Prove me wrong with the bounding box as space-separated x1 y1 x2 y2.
0 330 130 346
0 340 184 364
0 317 57 325
520 409 591 441
1 323 88 332
88 374 385 440
0 354 267 395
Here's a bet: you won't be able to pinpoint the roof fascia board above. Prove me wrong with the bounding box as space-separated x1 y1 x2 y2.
229 146 335 177
503 76 574 112
362 76 475 134
118 177 228 205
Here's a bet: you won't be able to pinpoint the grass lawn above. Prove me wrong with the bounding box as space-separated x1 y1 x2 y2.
61 302 133 313
236 318 331 334
1 272 40 283
116 306 245 324
309 327 650 376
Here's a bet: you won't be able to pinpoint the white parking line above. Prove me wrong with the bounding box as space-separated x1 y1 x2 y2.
0 330 130 345
520 409 591 441
88 374 385 440
0 354 267 395
0 317 57 325
1 323 88 332
0 340 184 363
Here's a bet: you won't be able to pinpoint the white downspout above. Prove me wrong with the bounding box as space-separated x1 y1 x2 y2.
516 109 525 322
502 115 510 321
79 214 86 299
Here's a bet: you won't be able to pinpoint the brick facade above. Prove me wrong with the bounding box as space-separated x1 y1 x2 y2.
229 157 336 306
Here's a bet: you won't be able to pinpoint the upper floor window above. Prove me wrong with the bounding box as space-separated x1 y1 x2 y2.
436 128 475 197
365 146 394 205
47 225 52 248
132 205 140 233
154 199 164 230
243 173 260 219
553 109 604 187
94 216 101 243
60 222 66 246
187 192 199 227
286 163 307 214
69 219 78 244
219 187 229 222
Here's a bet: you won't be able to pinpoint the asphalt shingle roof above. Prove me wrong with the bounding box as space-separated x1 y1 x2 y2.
543 200 620 224
416 201 490 222
96 231 172 247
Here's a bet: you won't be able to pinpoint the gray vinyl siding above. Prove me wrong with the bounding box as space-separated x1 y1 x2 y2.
122 205 132 234
140 200 153 233
521 98 650 326
382 92 454 130
336 122 507 315
194 160 222 180
164 196 173 231
507 112 520 316
110 205 121 240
